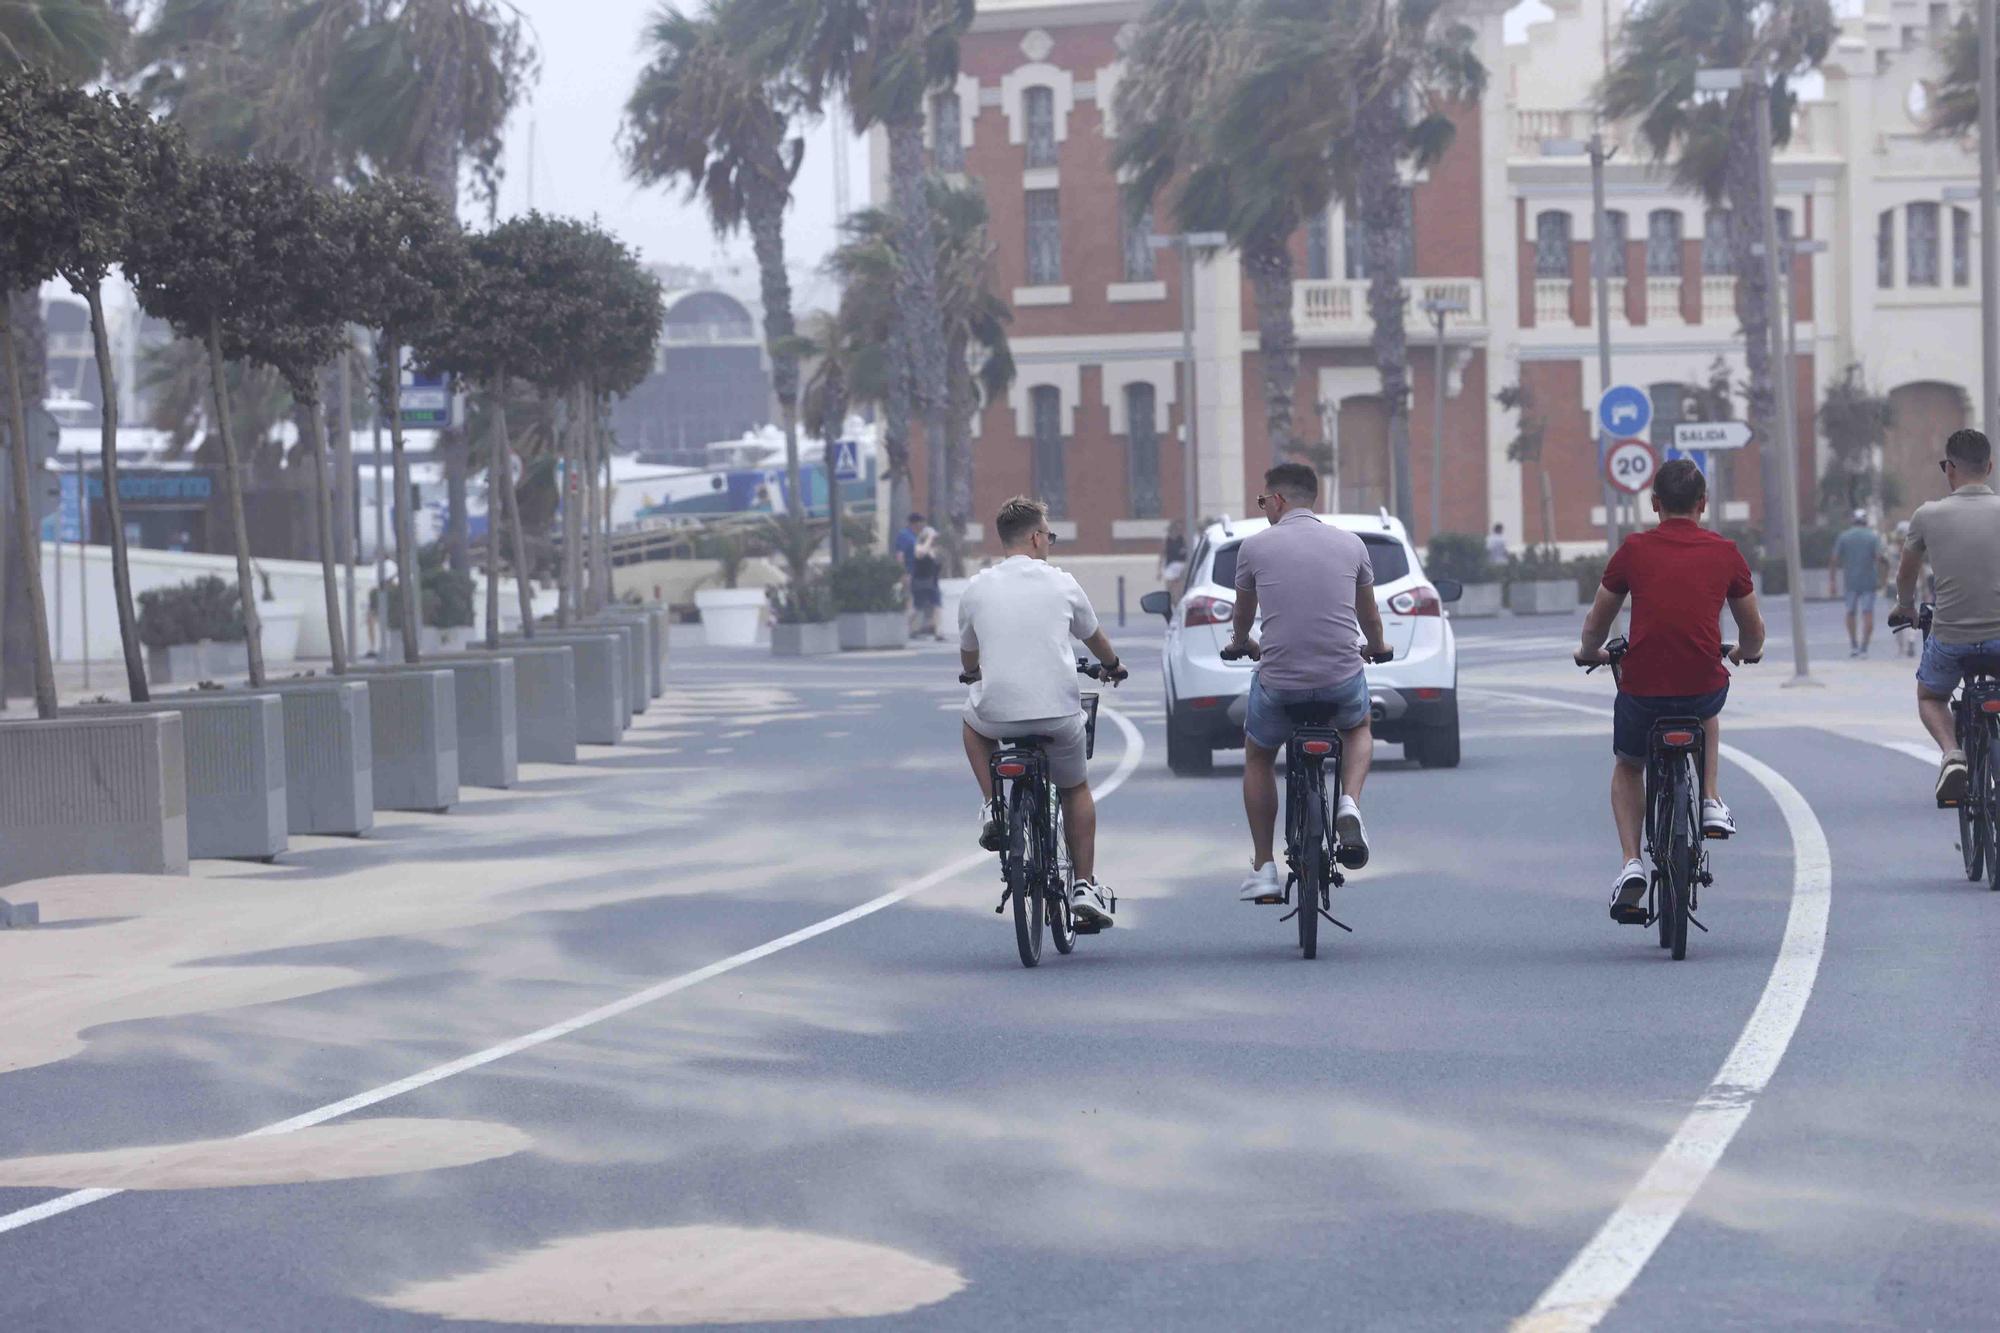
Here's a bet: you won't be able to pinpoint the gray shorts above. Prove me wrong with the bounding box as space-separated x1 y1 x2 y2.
1845 584 1877 614
964 709 1089 789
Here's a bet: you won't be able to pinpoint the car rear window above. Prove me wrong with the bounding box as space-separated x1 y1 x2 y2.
1208 532 1410 590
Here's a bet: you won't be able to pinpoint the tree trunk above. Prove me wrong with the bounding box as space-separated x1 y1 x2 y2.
380 338 421 663
304 396 347 674
334 342 357 654
823 369 849 566
486 389 508 648
503 386 534 640
1359 97 1415 530
747 179 809 585
945 336 975 577
1244 232 1299 465
1726 93 1781 542
83 283 146 702
580 388 600 615
887 114 951 525
599 394 616 605
1537 462 1557 547
442 428 470 574
1 308 57 718
558 390 578 628
205 318 266 687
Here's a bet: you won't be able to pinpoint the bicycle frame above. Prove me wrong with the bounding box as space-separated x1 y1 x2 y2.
1641 718 1711 938
1280 712 1353 944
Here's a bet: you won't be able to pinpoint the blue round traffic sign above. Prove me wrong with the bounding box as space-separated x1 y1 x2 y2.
1597 384 1652 439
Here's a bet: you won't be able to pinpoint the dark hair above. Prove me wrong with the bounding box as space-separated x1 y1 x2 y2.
906 511 925 524
1264 462 1319 505
1947 429 1992 471
1653 457 1706 514
994 496 1046 546
1492 522 1503 533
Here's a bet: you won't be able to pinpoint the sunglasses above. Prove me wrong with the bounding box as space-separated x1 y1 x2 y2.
1036 528 1060 544
1255 493 1274 509
1941 458 1958 474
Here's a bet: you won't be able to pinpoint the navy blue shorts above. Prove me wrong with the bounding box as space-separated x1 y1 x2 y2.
1613 687 1727 763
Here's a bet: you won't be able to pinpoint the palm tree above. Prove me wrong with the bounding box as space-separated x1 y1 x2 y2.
1601 0 1833 536
0 0 120 81
624 0 811 570
1928 14 1985 139
736 0 972 527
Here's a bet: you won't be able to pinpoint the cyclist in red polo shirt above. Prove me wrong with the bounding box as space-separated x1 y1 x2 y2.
1576 459 1766 923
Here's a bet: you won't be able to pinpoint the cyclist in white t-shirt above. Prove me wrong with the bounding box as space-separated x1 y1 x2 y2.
960 497 1128 926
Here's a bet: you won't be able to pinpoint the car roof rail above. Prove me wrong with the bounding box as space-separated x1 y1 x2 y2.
1378 506 1394 530
1219 514 1234 536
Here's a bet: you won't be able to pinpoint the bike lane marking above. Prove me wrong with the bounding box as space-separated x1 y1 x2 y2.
0 707 1146 1239
1473 688 1831 1333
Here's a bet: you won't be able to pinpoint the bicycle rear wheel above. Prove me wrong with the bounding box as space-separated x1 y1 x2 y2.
1050 798 1077 954
1959 708 1984 881
1983 730 2000 893
1008 784 1043 968
1652 778 1673 951
1667 766 1697 961
1297 788 1323 960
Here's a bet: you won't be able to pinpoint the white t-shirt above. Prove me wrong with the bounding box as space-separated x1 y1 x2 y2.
959 555 1100 722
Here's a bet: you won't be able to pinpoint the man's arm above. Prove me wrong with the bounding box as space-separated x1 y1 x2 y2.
1576 585 1627 664
1728 593 1766 663
960 645 980 677
1229 585 1258 650
1894 541 1925 617
1355 573 1388 657
1080 626 1128 682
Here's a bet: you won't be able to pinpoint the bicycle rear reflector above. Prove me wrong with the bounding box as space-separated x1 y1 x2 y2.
1982 699 2000 714
995 761 1029 777
1300 739 1335 756
1661 730 1697 747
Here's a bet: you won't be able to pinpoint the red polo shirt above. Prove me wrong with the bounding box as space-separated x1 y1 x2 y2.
1601 519 1754 697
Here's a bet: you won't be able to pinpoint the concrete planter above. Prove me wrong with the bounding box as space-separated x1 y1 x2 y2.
772 621 840 656
1508 579 1580 615
696 587 765 647
360 658 515 789
1453 582 1504 618
81 695 287 862
384 624 474 659
639 604 668 697
589 610 661 701
838 611 909 651
359 669 459 813
0 713 189 886
938 578 971 637
254 680 374 836
503 631 625 744
587 619 646 717
450 645 578 765
257 601 305 666
147 640 246 685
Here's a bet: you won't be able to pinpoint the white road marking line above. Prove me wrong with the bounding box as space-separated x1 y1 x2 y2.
0 705 1146 1240
1881 739 1940 765
1472 688 1832 1333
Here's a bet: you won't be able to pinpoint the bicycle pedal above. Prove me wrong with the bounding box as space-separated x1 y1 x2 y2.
1251 893 1286 906
1074 922 1104 935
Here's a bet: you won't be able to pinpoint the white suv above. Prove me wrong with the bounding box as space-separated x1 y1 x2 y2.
1139 513 1463 775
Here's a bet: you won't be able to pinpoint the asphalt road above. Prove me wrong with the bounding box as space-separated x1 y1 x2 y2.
0 604 1994 1330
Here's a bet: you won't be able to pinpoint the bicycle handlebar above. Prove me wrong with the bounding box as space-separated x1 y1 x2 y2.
959 657 1126 686
1221 640 1393 665
1576 636 1760 671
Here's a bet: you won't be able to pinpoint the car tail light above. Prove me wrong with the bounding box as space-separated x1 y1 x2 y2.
1386 586 1443 617
1414 688 1443 702
995 760 1028 778
1300 739 1334 756
1186 696 1225 710
1982 700 2000 714
1184 594 1234 627
1661 730 1697 747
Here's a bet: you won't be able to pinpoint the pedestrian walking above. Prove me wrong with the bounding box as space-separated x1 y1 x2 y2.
910 523 944 640
1485 522 1508 567
1159 520 1188 585
1831 509 1885 656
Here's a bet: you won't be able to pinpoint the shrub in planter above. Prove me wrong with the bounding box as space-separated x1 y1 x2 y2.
1568 553 1608 602
828 554 908 614
768 572 834 624
1759 557 1789 596
138 576 246 649
374 545 477 631
1425 532 1497 585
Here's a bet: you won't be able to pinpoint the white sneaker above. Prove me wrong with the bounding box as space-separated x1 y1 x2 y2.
1238 861 1283 903
1071 878 1114 926
1610 859 1647 923
1701 798 1736 839
977 803 1005 852
1335 795 1370 869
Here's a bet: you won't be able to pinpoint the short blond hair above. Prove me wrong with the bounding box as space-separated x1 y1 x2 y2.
995 496 1047 546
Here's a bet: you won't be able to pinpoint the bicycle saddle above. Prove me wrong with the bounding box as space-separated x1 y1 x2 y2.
1283 701 1341 726
1960 655 2000 680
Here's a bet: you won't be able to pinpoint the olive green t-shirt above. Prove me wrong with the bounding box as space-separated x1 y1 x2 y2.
1908 483 2000 643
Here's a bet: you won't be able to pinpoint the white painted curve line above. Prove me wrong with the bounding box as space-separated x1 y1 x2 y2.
1472 688 1832 1333
0 704 1146 1240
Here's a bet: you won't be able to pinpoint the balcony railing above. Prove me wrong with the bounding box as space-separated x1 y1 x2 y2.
1700 275 1737 324
1514 103 1830 158
1291 277 1484 337
1533 278 1571 326
1646 276 1684 324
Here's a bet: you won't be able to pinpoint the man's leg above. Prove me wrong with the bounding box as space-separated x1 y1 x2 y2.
1861 607 1875 651
1920 687 1958 752
1612 756 1645 863
1339 720 1373 800
1702 717 1722 802
1244 739 1281 868
963 722 997 802
1846 605 1858 650
1059 781 1096 881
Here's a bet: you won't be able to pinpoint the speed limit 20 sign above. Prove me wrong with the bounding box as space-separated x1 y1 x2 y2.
1604 438 1658 494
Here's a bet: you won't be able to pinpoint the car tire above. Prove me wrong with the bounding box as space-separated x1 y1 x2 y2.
1413 702 1461 769
1166 710 1214 776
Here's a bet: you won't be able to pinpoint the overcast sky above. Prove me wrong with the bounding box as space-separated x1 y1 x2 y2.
487 0 869 315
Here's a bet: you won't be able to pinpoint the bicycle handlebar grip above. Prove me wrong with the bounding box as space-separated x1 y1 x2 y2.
1364 649 1394 665
957 671 981 685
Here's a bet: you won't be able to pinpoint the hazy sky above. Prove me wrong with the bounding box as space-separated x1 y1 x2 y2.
487 0 869 315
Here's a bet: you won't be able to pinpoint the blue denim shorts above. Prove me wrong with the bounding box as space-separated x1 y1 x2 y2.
1245 670 1372 750
1613 687 1727 763
1844 585 1877 614
1917 636 2000 698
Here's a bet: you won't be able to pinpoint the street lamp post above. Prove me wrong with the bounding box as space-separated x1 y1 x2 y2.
1420 294 1468 539
1700 64 1813 685
1946 173 1998 434
1541 134 1621 553
1150 231 1227 552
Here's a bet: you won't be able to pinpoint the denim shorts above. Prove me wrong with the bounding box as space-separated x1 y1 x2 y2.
1917 636 2000 698
1844 585 1877 614
1613 687 1728 763
1244 670 1372 751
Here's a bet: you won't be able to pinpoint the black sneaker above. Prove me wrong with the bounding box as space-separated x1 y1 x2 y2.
1937 754 1970 807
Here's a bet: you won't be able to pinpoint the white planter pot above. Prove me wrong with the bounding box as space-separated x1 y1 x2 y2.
204 639 251 677
696 587 766 647
938 577 972 636
147 641 211 685
1509 579 1579 615
385 625 475 660
256 601 305 665
1453 582 1504 618
772 621 841 657
838 611 909 651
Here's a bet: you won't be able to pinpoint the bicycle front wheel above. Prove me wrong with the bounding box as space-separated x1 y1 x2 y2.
1008 784 1043 968
1297 790 1323 960
1983 730 2000 892
1667 767 1697 961
1050 797 1076 954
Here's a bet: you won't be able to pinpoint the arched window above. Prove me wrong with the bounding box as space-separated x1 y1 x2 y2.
1347 192 1414 280
1646 211 1683 276
1024 86 1057 168
931 91 964 171
1877 210 1895 288
1122 189 1156 282
1600 210 1628 277
1702 210 1733 275
1026 190 1062 284
1534 211 1571 278
1908 202 1940 287
1031 386 1067 519
1306 213 1331 282
1954 206 1972 287
1126 384 1162 519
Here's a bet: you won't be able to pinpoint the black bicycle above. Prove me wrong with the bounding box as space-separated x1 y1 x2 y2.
1901 604 2000 889
962 660 1114 968
1579 637 1754 960
1221 641 1392 959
